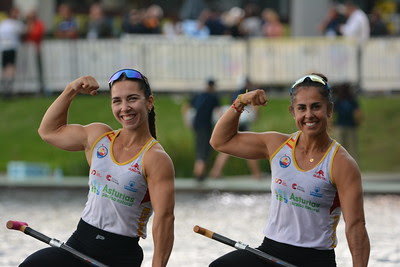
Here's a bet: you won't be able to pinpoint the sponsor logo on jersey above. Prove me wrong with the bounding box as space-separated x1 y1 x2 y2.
290 193 320 212
129 163 141 174
90 181 135 206
91 169 102 178
124 180 138 192
274 189 288 203
275 178 287 186
274 189 320 213
90 180 101 195
310 186 323 198
106 174 119 185
279 155 291 168
313 170 326 181
97 145 108 158
292 183 305 192
102 184 135 206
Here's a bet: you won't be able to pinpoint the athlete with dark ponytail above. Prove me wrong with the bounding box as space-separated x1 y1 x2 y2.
20 69 175 267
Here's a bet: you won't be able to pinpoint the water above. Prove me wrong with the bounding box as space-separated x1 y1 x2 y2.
1 189 399 267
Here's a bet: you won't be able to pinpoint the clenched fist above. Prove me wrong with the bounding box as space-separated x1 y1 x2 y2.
239 89 268 106
68 76 99 96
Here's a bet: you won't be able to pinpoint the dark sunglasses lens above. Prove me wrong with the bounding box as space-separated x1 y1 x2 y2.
108 69 143 85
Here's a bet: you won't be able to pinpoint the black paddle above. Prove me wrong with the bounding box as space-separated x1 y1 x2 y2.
194 225 298 267
6 220 109 267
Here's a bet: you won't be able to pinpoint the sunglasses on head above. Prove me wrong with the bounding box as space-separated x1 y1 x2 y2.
108 69 144 89
290 74 330 95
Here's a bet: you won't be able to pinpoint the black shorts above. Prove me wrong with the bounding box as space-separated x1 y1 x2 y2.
2 49 17 67
209 237 336 267
19 219 143 267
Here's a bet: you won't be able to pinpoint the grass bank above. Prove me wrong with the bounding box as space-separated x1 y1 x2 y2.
0 93 398 177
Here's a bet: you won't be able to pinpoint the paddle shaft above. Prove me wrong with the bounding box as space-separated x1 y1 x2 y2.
193 225 297 267
7 220 109 267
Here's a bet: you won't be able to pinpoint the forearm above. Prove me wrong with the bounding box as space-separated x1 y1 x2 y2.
152 213 175 267
346 222 370 267
210 101 242 150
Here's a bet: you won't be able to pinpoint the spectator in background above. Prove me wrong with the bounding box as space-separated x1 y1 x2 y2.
24 9 45 94
239 3 262 37
339 1 370 46
24 10 45 48
200 7 227 36
210 77 262 179
121 5 163 35
180 0 205 21
318 4 346 37
181 10 210 39
184 79 220 181
369 7 389 37
333 83 363 161
141 5 163 34
222 7 245 38
122 8 145 34
162 11 182 37
261 8 284 38
0 6 25 98
54 3 79 39
86 3 112 39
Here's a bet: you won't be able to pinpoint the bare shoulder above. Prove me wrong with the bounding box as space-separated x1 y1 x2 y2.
262 131 291 143
84 123 113 148
144 142 175 178
332 146 361 186
261 131 292 158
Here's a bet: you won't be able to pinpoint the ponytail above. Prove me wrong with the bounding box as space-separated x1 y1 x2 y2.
148 107 156 139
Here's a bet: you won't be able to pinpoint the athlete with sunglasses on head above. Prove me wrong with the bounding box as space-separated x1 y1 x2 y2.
20 69 175 267
209 73 369 266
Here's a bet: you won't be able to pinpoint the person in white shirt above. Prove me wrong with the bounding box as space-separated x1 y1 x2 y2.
340 1 370 46
0 6 25 97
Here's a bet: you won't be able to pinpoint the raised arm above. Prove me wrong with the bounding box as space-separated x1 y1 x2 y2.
210 89 281 160
145 145 175 267
38 76 111 152
333 149 370 267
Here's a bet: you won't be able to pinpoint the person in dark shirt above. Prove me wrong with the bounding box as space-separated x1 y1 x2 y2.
369 8 388 37
333 83 363 161
210 78 261 179
189 79 220 181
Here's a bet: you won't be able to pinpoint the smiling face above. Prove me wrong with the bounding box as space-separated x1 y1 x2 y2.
290 86 333 136
110 80 153 131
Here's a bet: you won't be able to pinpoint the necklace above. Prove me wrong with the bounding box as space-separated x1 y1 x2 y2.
308 139 332 163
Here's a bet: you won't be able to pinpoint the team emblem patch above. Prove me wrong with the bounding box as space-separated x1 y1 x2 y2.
279 155 291 168
97 145 108 158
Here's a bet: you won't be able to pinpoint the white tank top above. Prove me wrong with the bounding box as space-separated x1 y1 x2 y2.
264 131 342 249
81 130 157 238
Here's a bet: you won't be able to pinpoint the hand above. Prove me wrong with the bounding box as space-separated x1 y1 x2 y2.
239 89 268 106
68 76 99 96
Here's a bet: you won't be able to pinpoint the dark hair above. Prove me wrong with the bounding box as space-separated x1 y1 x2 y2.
290 73 332 104
110 73 157 139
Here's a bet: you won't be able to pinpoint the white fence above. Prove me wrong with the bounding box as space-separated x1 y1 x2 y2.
2 36 400 93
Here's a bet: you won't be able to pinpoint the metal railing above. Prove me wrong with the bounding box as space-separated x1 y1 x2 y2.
2 35 400 93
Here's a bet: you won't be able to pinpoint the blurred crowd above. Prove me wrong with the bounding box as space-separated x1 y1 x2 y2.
1 1 400 46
